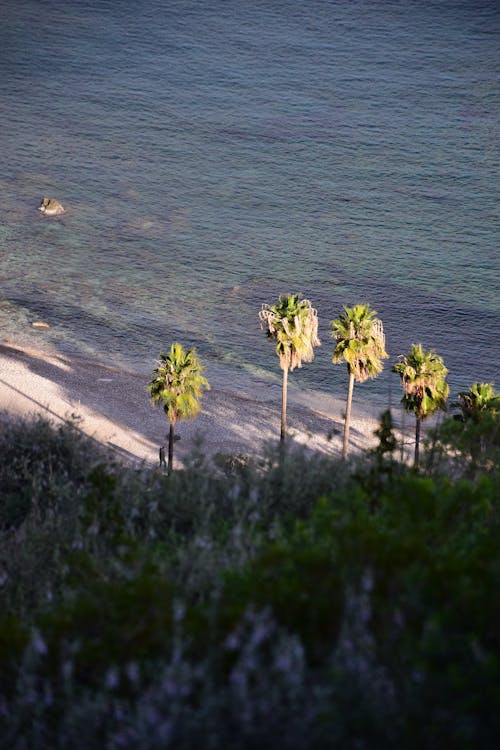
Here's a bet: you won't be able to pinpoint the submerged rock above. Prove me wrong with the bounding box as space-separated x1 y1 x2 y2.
39 197 65 215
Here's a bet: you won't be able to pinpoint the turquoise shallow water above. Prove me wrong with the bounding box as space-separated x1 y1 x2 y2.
0 0 498 404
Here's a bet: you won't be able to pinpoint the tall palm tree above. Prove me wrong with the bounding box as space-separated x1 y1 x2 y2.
393 343 449 467
331 303 388 460
259 293 320 443
455 382 499 422
148 343 210 473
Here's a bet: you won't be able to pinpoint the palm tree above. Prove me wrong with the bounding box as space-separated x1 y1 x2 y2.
148 343 210 473
331 304 388 460
393 343 449 467
454 382 499 422
259 293 320 443
446 382 499 470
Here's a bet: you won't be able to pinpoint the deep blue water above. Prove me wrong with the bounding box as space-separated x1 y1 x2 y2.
1 0 499 404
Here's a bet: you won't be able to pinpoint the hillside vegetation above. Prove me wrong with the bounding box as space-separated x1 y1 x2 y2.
0 410 498 749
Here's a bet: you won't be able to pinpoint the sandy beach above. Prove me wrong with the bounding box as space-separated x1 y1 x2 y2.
0 341 386 469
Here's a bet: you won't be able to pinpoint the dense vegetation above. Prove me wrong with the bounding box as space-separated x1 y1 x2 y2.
0 405 499 749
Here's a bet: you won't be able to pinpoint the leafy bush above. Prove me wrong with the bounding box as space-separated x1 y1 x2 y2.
0 414 108 530
0 416 499 748
426 410 499 478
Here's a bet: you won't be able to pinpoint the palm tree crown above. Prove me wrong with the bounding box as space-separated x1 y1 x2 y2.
259 293 320 372
149 343 209 424
455 382 499 422
393 343 449 421
331 304 388 382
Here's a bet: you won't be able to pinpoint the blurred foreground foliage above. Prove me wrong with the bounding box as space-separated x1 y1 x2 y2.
0 412 499 749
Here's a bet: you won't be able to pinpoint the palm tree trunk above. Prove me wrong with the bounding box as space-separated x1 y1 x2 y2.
414 416 421 468
168 421 175 474
281 366 288 443
342 372 355 460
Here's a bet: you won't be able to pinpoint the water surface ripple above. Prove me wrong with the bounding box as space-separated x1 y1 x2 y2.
1 0 498 403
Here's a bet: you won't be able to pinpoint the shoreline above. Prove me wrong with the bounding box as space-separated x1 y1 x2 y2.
0 341 390 469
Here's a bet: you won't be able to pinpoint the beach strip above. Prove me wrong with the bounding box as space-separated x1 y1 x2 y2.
0 342 381 468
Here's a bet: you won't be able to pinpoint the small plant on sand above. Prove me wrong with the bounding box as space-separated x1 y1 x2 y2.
148 343 209 473
259 293 320 443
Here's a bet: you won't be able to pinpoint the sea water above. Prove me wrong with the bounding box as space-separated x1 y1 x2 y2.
1 0 498 408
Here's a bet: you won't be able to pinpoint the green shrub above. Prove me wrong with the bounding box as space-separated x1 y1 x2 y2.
1 416 499 748
426 408 500 478
0 414 109 530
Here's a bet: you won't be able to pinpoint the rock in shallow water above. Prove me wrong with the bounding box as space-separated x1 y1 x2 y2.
38 197 65 215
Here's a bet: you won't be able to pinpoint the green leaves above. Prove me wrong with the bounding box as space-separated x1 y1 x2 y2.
455 382 499 422
148 343 210 426
331 303 388 383
1 415 500 747
393 344 449 421
259 293 321 441
259 293 320 372
393 344 449 466
429 386 499 477
330 303 388 459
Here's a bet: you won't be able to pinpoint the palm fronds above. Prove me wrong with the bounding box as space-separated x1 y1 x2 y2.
259 293 320 372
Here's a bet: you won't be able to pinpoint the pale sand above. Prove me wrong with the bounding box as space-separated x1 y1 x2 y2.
0 342 385 469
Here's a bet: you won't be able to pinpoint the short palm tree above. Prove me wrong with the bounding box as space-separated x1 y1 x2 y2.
259 293 320 443
331 303 388 460
455 382 499 422
446 382 499 469
393 343 449 467
148 343 210 473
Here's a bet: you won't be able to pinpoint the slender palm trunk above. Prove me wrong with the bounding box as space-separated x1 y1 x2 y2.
168 421 175 473
342 372 355 460
281 366 288 443
414 416 421 468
